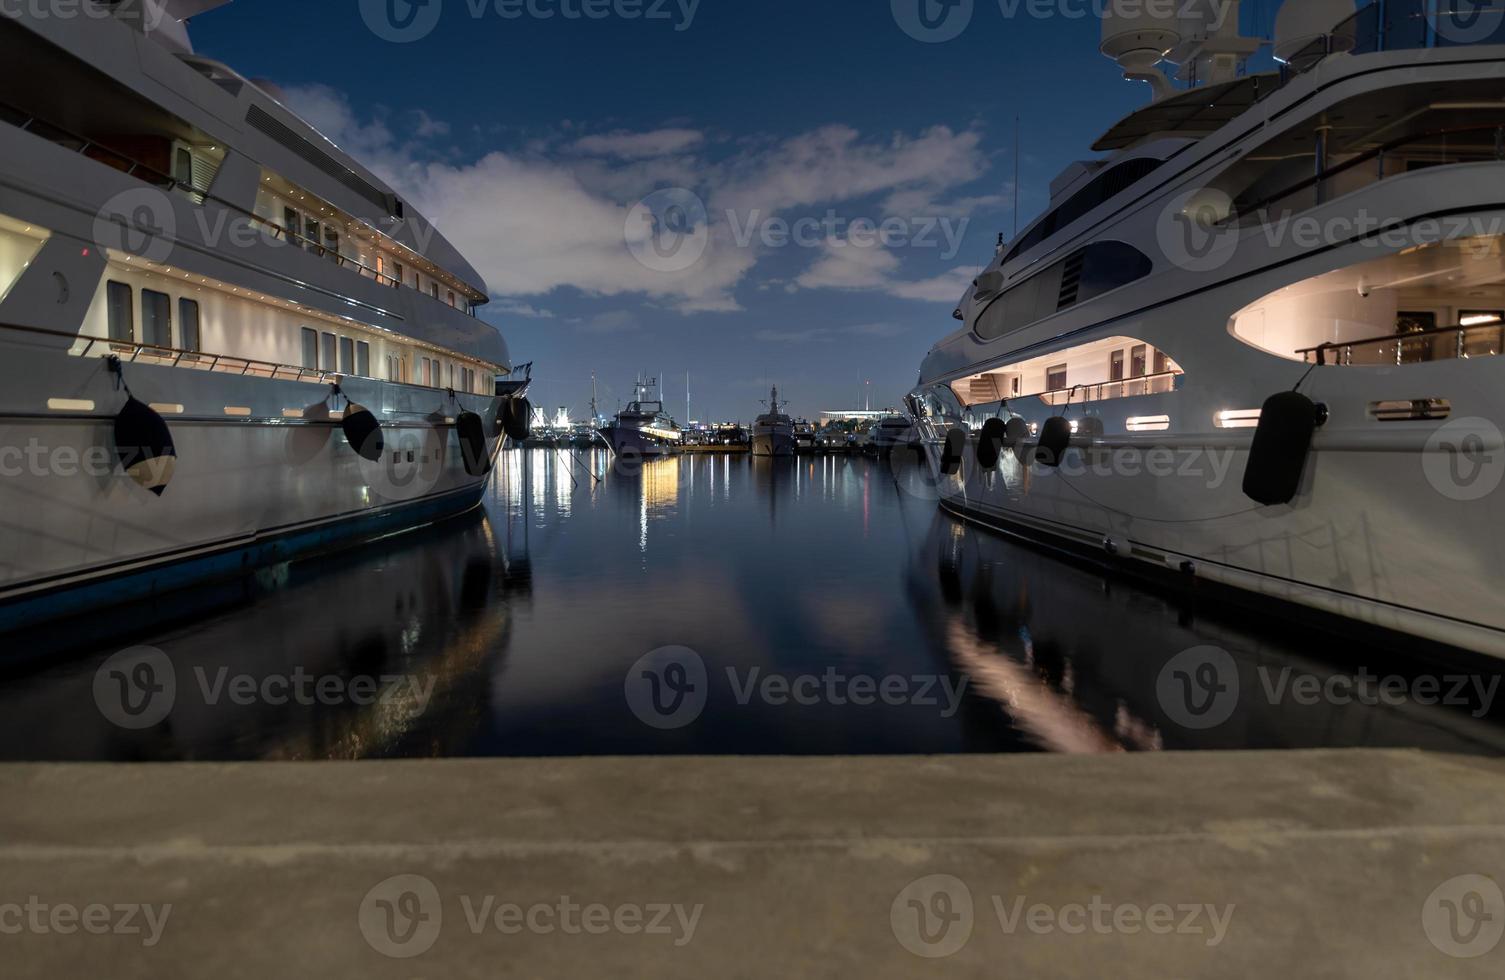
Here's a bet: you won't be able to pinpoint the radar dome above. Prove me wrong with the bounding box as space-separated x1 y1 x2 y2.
1101 7 1181 73
1274 0 1357 64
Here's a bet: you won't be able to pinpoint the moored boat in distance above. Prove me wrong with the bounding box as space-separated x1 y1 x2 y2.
911 0 1505 657
751 386 795 458
600 377 682 457
0 1 527 632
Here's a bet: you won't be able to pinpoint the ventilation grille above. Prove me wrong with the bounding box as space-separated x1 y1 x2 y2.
246 104 396 215
1057 251 1085 310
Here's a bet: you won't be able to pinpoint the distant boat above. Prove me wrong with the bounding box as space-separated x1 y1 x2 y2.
794 420 816 453
601 377 682 457
751 386 795 457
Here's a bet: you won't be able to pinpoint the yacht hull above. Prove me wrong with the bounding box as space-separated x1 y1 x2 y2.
601 425 679 458
0 340 504 632
918 353 1505 659
751 432 795 457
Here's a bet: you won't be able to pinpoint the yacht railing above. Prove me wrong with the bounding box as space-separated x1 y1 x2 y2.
1035 371 1183 407
0 321 500 392
1232 122 1505 224
1297 322 1505 365
0 102 478 314
1283 0 1505 78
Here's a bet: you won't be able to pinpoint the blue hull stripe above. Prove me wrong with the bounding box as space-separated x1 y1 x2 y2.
0 486 484 633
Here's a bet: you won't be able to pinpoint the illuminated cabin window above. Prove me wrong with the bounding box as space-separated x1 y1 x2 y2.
1127 415 1171 432
976 242 1152 342
47 398 95 411
1231 232 1505 365
1214 409 1262 429
951 336 1182 409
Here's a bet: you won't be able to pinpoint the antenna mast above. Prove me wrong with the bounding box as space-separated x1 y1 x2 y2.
1013 114 1021 240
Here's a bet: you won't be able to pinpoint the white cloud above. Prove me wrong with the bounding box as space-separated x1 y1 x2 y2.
491 299 555 318
279 87 996 315
794 240 900 291
795 239 978 307
572 129 705 159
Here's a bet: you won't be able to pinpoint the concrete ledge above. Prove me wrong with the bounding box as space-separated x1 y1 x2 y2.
2 750 1504 977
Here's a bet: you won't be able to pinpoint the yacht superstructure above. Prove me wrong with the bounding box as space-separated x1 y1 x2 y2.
912 0 1505 657
601 378 682 457
752 386 795 457
0 2 526 630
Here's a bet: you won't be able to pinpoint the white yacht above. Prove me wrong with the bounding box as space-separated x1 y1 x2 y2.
0 2 528 631
751 386 795 457
912 0 1505 658
601 378 682 457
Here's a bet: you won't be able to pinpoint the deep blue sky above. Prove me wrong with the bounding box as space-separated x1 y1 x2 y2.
188 0 1286 421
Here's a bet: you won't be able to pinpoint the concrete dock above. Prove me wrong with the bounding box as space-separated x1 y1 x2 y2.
3 750 1504 977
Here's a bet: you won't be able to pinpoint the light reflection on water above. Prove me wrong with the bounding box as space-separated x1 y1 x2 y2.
0 449 1503 760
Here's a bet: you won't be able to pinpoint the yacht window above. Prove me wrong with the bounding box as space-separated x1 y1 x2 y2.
1231 232 1505 364
321 332 336 371
1130 344 1147 378
394 262 404 287
952 335 1182 409
339 336 355 375
179 298 201 352
447 290 456 308
301 328 318 370
304 217 321 254
324 228 340 263
283 207 299 242
975 241 1152 342
141 289 172 348
357 341 370 377
430 283 440 300
106 281 133 342
1004 158 1164 262
1204 78 1505 227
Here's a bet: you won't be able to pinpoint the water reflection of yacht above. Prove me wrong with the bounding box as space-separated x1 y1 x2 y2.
601 377 682 457
912 0 1505 657
905 511 1505 754
0 512 519 760
751 385 795 457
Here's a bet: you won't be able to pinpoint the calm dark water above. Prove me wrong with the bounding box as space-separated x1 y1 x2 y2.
3 449 1504 760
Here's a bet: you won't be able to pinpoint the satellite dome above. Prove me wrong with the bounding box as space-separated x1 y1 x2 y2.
1101 7 1181 73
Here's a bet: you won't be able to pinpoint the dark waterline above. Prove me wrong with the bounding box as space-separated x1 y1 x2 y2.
2 450 1503 760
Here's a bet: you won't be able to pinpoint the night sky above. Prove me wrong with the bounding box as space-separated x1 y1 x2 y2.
188 0 1293 422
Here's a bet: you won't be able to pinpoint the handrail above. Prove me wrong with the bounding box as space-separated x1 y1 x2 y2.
0 320 499 392
1230 122 1505 223
0 101 480 314
1296 320 1504 364
991 369 1183 407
